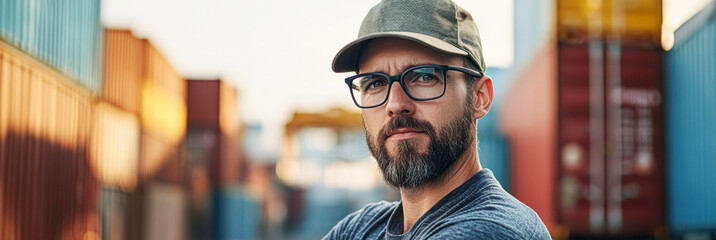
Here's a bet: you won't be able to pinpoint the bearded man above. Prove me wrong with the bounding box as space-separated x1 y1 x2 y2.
323 0 551 239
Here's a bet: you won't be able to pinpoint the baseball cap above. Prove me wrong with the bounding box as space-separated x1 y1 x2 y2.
331 0 485 74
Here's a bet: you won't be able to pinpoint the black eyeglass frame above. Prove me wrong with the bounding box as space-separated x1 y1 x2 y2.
344 64 484 109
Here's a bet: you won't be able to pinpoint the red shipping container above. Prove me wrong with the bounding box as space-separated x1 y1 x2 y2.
186 79 241 185
501 41 665 237
556 43 664 236
500 41 559 232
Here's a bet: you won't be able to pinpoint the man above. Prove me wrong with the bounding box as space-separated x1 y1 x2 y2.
324 0 551 239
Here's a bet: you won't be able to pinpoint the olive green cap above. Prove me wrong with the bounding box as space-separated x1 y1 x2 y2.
332 0 485 74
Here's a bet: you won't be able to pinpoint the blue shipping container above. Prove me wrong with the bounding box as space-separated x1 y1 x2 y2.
480 67 511 191
665 1 716 236
212 187 261 240
0 0 102 91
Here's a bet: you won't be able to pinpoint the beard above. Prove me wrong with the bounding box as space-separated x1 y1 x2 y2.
365 105 474 189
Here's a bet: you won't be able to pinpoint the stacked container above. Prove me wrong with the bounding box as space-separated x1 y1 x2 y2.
0 40 99 239
100 29 188 240
0 0 102 91
185 79 245 239
501 0 665 237
665 1 716 238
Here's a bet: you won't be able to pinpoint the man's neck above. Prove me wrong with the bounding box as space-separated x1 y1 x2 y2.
398 148 482 233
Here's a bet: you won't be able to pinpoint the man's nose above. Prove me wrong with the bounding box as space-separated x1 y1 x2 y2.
385 82 415 117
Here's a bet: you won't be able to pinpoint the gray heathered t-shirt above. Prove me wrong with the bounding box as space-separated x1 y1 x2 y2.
323 169 551 239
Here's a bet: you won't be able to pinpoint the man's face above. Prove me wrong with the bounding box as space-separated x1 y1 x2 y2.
358 38 476 188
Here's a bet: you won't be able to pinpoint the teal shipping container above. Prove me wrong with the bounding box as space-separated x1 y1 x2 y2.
479 66 511 191
0 0 102 91
665 1 716 237
212 187 261 240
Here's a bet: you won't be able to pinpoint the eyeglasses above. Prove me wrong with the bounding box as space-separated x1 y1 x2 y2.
345 64 483 108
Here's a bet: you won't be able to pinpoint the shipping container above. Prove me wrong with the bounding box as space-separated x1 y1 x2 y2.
500 41 559 233
102 28 188 183
186 79 239 135
501 39 666 237
0 42 99 239
141 43 186 145
143 183 186 240
102 29 144 114
0 0 103 91
140 132 185 184
665 1 716 237
479 67 512 190
556 0 662 46
556 42 664 236
211 186 261 240
101 187 131 240
91 101 141 190
186 79 241 184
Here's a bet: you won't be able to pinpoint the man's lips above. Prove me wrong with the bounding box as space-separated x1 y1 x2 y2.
387 128 425 140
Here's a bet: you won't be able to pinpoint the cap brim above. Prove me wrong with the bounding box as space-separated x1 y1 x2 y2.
331 31 468 73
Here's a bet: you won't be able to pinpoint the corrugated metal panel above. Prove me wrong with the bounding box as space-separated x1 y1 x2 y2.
211 187 260 240
187 79 242 184
90 101 140 190
141 43 186 143
187 79 239 135
556 0 662 46
103 29 144 114
514 0 554 69
0 0 102 91
103 29 187 183
556 43 664 235
219 81 239 135
143 183 186 240
0 43 99 239
101 187 130 240
477 104 510 191
187 80 221 128
140 132 184 184
500 41 559 232
665 1 716 235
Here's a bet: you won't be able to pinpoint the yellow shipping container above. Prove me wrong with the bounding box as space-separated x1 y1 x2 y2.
557 0 662 45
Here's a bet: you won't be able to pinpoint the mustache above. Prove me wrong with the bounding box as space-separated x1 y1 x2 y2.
378 115 435 141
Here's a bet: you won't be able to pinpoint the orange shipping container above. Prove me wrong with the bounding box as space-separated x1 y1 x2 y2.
103 29 144 114
0 41 99 239
103 28 187 181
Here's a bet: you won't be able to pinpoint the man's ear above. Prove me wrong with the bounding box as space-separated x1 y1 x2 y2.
472 76 494 120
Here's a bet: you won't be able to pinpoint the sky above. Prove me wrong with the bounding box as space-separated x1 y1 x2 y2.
101 0 711 154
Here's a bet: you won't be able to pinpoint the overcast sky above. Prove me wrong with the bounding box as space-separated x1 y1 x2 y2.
101 0 711 153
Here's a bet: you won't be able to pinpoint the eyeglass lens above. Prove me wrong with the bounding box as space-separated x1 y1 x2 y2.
350 66 445 108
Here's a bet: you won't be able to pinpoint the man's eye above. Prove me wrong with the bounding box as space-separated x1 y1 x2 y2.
410 74 439 84
418 74 438 82
365 80 387 90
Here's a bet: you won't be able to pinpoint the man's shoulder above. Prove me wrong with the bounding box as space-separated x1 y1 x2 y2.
322 200 398 240
414 169 551 239
428 184 551 239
